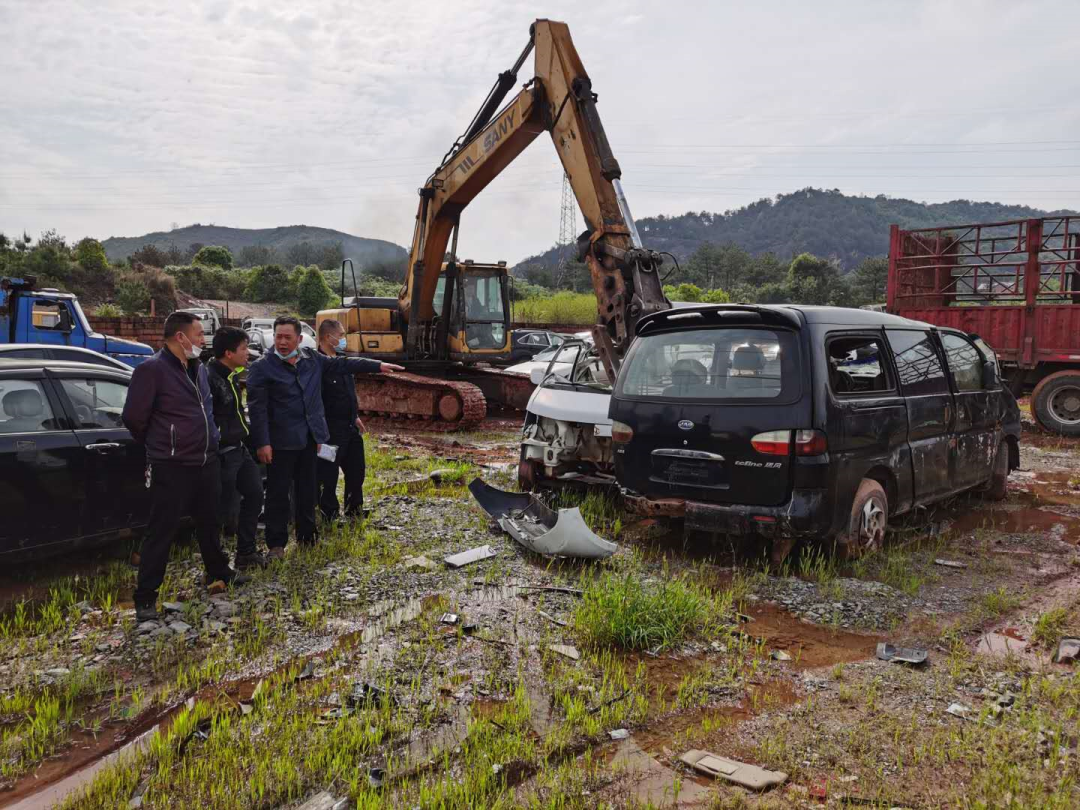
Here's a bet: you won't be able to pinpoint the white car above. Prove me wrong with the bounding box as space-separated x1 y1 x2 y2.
507 332 594 379
241 318 317 351
518 338 614 489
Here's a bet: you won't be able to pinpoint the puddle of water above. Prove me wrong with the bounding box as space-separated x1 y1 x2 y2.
945 502 1080 543
745 603 879 669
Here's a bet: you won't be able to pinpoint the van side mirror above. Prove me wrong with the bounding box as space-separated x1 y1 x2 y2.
530 367 546 385
58 307 74 333
982 360 999 389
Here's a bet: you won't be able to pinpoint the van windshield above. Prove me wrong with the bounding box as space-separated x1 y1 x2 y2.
617 328 798 400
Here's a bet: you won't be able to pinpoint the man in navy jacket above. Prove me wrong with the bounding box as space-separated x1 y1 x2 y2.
122 311 246 622
246 316 401 556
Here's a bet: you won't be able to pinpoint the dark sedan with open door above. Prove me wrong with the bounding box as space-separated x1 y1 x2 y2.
0 358 149 561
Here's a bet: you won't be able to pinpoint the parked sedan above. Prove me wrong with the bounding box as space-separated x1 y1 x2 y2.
0 343 135 371
0 358 149 561
509 329 566 363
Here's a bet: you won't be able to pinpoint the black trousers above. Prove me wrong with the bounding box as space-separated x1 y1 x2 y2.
135 459 231 607
218 445 263 556
317 432 366 519
265 439 317 548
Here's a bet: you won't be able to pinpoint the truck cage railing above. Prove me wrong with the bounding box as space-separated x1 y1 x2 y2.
887 216 1080 309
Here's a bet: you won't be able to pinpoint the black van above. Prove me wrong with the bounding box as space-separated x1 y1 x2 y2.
609 305 1019 558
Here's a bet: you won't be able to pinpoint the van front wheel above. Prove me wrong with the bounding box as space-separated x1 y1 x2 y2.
835 479 887 560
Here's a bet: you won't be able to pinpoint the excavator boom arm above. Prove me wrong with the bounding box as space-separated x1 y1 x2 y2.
401 19 669 373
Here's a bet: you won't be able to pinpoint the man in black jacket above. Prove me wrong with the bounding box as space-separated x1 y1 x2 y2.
208 326 266 570
121 311 247 622
246 316 402 557
316 319 366 520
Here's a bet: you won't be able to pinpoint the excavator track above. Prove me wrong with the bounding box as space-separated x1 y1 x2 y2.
354 372 487 432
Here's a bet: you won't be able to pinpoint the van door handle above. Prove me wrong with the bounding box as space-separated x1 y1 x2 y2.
85 442 121 453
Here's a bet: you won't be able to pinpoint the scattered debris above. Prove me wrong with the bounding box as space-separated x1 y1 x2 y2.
946 702 971 719
402 555 439 571
468 478 617 559
295 661 316 682
440 613 460 626
444 545 497 569
934 558 968 569
876 642 928 666
347 682 395 709
367 768 386 789
679 750 788 790
770 650 792 661
549 644 580 661
1053 637 1080 664
518 585 584 596
535 608 568 627
297 790 351 810
608 728 629 740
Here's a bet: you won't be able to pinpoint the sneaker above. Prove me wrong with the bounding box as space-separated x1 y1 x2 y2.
267 547 286 561
135 604 161 623
235 552 268 570
226 570 252 587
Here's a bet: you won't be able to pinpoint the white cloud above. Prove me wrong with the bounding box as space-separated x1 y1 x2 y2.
0 0 1077 261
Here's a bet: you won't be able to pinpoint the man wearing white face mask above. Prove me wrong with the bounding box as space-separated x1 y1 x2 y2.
315 319 367 521
246 316 403 557
122 311 247 622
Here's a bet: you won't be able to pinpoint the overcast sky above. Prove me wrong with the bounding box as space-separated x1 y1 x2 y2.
2 0 1077 264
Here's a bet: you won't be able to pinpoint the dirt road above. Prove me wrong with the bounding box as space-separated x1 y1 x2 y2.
1 423 1078 809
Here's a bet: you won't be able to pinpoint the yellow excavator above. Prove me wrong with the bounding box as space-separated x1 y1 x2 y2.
318 19 670 430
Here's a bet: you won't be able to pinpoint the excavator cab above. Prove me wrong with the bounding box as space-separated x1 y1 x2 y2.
433 260 511 360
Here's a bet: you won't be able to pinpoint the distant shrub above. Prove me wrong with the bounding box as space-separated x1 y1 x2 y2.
296 266 335 315
192 245 233 270
74 238 108 273
245 264 289 303
116 276 150 315
93 303 123 317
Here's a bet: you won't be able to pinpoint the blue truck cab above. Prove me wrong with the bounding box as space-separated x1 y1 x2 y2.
1 277 153 367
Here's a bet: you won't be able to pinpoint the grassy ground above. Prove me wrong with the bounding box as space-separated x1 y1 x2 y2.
2 430 1079 808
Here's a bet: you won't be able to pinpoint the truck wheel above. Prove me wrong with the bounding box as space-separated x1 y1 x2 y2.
1031 371 1080 436
981 440 1009 501
834 479 887 560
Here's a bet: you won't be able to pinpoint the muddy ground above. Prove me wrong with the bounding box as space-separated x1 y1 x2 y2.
1 418 1079 809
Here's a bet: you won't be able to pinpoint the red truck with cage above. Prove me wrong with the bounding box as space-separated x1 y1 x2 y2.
887 216 1080 435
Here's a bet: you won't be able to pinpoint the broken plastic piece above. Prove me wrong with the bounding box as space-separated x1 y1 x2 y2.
402 555 439 571
444 545 497 568
549 644 580 661
347 682 395 709
876 642 928 665
468 479 617 559
1053 638 1080 664
608 728 629 740
770 650 792 661
946 702 971 719
440 613 460 625
934 558 968 569
679 750 787 791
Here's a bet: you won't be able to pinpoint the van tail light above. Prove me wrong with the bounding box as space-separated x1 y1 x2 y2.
750 430 791 455
611 420 634 444
794 429 828 456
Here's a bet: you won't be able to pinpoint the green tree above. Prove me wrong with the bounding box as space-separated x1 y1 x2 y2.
116 276 151 314
245 264 289 302
787 253 839 305
701 288 731 304
192 245 233 270
74 238 108 272
663 282 703 302
849 257 888 306
295 266 334 315
130 243 169 268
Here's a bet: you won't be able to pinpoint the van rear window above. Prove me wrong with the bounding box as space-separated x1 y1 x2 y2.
617 328 798 400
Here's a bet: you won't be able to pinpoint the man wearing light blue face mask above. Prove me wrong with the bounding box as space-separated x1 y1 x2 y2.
246 316 403 557
316 318 367 521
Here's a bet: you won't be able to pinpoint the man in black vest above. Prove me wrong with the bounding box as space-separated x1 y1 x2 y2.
207 326 266 570
316 318 367 520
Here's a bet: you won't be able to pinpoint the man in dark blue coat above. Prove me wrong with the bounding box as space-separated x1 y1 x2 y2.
246 316 401 557
122 311 247 622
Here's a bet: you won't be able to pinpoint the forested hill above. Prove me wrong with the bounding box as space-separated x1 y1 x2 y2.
515 188 1076 273
101 224 407 267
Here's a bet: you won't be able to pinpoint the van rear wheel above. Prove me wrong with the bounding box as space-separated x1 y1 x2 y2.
835 479 887 560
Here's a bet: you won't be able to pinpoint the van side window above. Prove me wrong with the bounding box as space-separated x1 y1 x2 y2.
940 334 984 392
885 330 950 396
827 336 890 395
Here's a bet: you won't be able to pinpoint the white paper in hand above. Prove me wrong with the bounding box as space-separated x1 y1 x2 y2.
317 444 338 462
